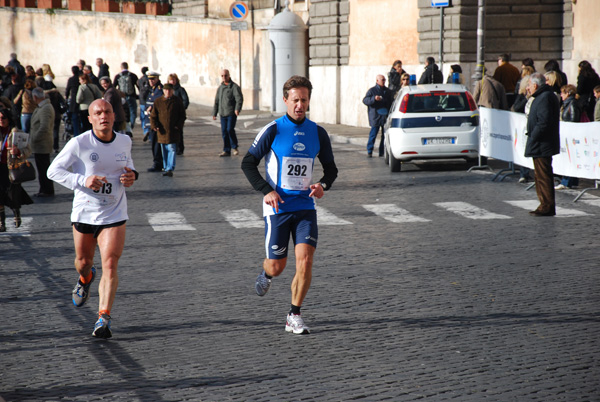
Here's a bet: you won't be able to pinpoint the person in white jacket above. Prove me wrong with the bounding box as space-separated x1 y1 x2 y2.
48 99 138 339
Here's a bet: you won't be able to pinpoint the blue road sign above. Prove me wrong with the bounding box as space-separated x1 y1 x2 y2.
230 1 249 21
431 0 450 7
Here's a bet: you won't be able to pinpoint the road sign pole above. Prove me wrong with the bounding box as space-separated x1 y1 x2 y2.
238 30 242 88
230 1 249 89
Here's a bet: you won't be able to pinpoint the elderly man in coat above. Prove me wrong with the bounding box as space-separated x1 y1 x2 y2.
363 74 392 157
524 72 561 216
30 87 55 197
150 83 186 177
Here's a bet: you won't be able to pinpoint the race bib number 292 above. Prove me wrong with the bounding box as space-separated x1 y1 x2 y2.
281 157 313 191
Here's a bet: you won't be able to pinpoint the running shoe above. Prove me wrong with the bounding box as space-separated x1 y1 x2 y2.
72 266 96 307
255 270 272 296
285 314 310 335
92 313 112 339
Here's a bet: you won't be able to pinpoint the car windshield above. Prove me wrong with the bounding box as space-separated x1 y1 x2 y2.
406 92 469 113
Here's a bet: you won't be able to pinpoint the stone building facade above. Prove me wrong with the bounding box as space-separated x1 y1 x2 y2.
416 0 573 86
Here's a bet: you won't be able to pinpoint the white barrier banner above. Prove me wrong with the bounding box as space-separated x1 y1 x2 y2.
479 107 600 180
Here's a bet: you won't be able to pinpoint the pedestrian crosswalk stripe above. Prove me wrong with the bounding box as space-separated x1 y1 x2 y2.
147 212 196 231
316 206 353 225
0 217 33 237
221 209 263 228
434 201 512 220
363 204 430 223
504 200 591 217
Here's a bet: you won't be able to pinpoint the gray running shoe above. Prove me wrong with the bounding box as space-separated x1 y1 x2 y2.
285 314 310 335
72 266 96 307
92 314 112 339
255 271 272 296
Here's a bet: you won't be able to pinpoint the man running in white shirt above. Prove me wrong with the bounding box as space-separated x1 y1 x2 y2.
48 99 138 338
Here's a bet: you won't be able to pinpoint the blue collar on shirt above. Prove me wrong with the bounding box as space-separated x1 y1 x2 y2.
91 130 116 144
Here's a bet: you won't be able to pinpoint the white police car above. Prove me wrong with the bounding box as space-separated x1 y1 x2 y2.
383 83 480 172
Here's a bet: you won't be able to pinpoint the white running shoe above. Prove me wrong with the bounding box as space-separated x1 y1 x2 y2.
285 314 310 335
255 271 272 296
555 184 567 190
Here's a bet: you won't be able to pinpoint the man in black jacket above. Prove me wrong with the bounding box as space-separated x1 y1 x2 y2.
524 72 560 216
65 66 81 137
418 57 444 85
3 72 24 129
96 58 110 80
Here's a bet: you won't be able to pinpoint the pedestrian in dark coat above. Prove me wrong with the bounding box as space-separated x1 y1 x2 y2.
65 66 82 136
145 72 164 171
150 84 186 177
3 74 24 130
96 58 110 81
7 53 25 85
362 74 392 157
100 77 127 133
555 85 581 190
524 72 560 216
418 57 444 85
167 73 189 155
576 60 600 121
388 60 407 96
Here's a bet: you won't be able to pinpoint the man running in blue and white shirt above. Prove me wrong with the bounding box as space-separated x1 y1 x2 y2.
241 75 338 335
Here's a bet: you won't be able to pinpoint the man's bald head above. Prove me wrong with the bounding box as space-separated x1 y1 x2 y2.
88 99 115 135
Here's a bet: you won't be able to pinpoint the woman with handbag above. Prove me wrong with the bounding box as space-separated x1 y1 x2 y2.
0 108 33 231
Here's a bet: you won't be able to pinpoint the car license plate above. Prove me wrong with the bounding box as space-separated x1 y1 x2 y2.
423 137 455 145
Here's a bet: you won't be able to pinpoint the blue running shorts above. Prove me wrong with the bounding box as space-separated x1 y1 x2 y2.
264 209 318 260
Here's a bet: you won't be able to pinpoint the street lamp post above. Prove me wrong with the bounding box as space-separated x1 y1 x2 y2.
473 0 486 85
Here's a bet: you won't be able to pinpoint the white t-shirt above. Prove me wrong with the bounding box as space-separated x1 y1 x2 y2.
48 130 135 225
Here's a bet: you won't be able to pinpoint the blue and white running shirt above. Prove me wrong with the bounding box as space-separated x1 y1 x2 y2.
249 114 335 216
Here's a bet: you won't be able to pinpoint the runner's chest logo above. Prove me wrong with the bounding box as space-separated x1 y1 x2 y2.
293 143 306 152
90 153 100 162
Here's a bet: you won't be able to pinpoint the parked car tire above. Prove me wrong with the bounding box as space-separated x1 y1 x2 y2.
390 151 401 172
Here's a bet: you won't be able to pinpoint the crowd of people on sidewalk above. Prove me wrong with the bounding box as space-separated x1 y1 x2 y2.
0 53 197 231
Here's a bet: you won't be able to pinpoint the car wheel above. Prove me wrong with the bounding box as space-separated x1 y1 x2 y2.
389 151 401 172
384 145 389 165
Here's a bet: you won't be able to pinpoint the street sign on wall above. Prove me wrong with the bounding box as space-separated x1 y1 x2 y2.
230 1 249 21
231 21 248 31
431 0 450 7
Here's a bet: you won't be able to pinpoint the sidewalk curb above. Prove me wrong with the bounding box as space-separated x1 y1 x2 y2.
328 133 368 147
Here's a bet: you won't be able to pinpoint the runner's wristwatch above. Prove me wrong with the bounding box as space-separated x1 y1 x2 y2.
320 182 328 190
